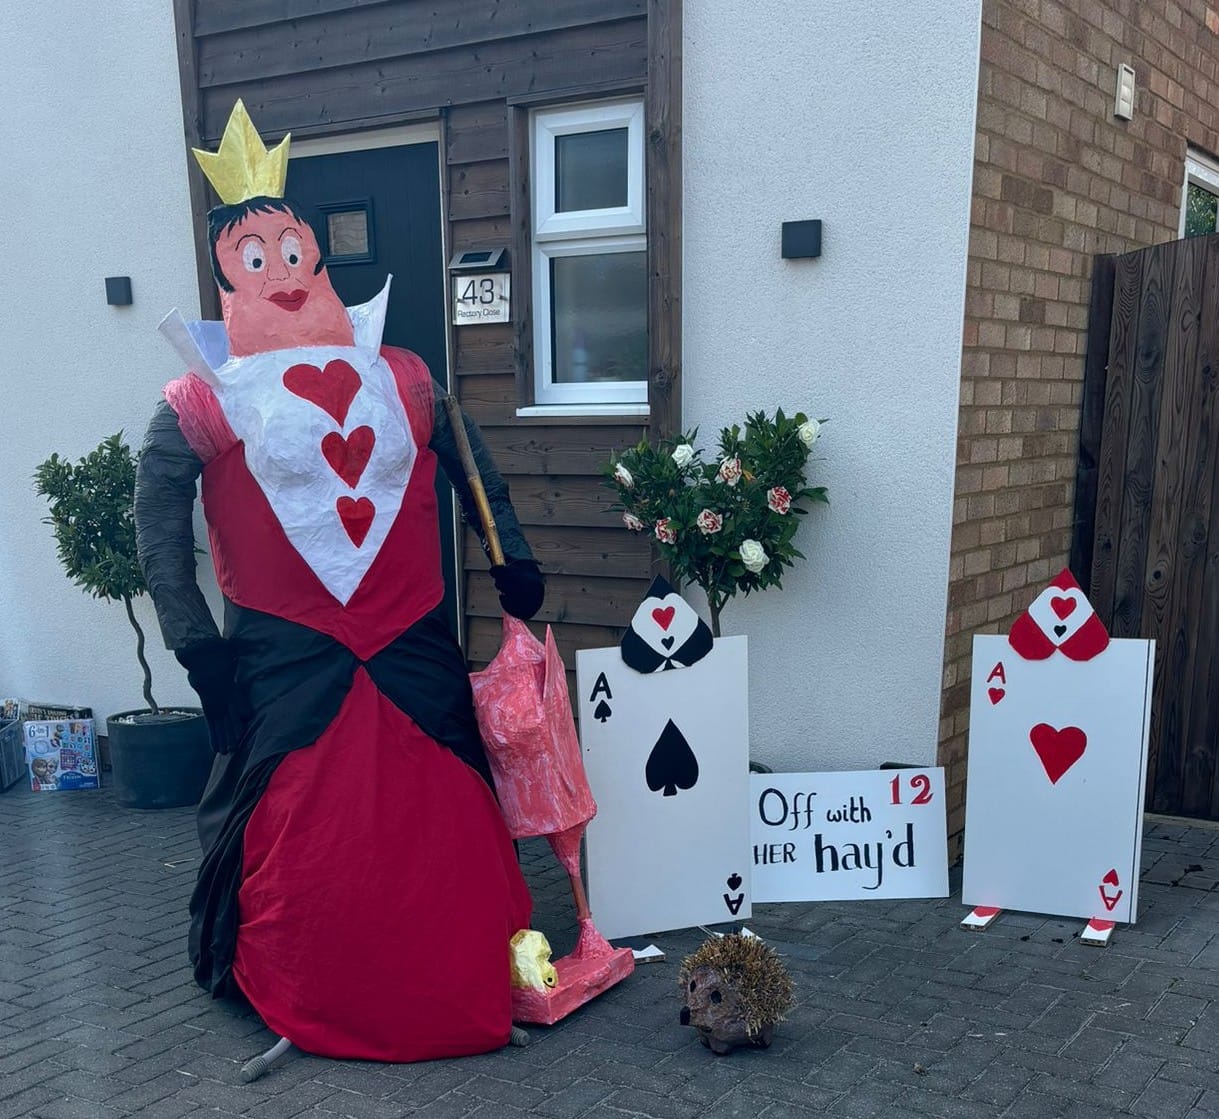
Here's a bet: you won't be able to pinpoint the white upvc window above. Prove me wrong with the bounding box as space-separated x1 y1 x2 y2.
1180 148 1219 238
530 99 648 409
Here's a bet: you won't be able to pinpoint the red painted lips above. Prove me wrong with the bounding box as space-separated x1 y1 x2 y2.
267 289 309 312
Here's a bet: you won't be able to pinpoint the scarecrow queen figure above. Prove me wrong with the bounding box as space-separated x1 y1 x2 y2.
134 101 544 1061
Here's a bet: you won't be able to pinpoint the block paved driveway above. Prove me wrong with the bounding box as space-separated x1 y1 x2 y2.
2 783 1218 1119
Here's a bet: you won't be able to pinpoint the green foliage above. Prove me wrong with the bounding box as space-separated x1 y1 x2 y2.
34 433 159 712
34 433 147 603
605 409 828 634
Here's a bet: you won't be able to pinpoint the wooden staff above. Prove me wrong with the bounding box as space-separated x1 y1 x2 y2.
442 392 505 566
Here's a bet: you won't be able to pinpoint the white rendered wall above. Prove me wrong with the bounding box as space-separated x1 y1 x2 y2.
0 3 214 727
683 3 982 771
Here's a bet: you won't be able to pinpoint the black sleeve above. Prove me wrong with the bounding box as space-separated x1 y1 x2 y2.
428 380 536 566
134 399 222 651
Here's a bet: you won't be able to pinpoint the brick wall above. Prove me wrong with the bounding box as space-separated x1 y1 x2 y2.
940 0 1219 849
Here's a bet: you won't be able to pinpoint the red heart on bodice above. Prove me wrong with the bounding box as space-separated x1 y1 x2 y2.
1029 723 1087 784
1050 595 1077 619
322 425 376 488
283 359 361 425
652 606 676 631
336 496 375 547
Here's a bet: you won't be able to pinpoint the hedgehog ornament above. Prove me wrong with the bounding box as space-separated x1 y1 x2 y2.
678 933 794 1055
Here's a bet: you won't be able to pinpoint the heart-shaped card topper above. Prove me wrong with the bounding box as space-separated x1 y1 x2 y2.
283 359 361 426
1008 568 1110 662
620 575 714 674
1029 722 1087 784
322 425 376 489
336 495 375 547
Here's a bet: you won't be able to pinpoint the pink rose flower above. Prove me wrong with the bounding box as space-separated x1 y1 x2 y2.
767 486 792 514
655 518 677 544
696 509 723 535
716 456 743 486
623 512 645 532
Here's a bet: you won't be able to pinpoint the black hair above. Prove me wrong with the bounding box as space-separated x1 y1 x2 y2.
206 196 324 292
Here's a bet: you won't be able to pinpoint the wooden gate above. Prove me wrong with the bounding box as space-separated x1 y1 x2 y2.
1072 233 1219 819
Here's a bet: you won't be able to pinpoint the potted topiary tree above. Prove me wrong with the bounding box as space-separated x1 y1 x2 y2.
34 433 213 808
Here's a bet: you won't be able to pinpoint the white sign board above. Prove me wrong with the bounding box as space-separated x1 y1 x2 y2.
578 637 751 940
452 272 510 325
963 634 1154 923
750 770 949 902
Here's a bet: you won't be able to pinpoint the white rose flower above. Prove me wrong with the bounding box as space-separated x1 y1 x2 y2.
613 463 634 489
739 538 769 573
797 419 821 448
671 443 696 468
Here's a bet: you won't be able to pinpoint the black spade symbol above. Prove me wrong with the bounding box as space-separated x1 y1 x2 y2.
593 700 612 723
1053 624 1067 637
727 873 742 891
645 719 699 796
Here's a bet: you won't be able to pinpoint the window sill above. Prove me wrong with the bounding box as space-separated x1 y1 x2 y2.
516 403 650 419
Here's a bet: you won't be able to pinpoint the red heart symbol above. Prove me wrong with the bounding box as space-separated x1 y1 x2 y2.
336 496 375 547
988 687 1005 705
322 425 375 488
1029 723 1087 784
283 359 361 426
1102 868 1119 887
652 606 676 631
1050 595 1077 620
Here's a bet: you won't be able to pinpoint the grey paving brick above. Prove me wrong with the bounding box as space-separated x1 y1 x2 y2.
1132 1076 1206 1118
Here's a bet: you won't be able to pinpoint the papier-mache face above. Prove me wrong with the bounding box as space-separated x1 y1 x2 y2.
194 100 354 356
212 202 354 356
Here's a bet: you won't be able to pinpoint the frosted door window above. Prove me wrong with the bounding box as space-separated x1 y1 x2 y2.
550 251 646 384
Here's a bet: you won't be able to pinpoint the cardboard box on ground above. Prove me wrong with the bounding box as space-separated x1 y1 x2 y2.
2 698 101 793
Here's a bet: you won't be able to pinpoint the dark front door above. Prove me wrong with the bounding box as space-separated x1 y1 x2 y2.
286 140 459 638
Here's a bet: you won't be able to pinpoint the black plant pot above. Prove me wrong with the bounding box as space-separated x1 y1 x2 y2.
106 708 212 809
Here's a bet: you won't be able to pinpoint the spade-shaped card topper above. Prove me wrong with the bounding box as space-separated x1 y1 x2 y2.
1007 568 1109 662
620 575 714 674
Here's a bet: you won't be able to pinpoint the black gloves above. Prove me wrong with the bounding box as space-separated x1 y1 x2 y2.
490 559 546 620
175 637 247 755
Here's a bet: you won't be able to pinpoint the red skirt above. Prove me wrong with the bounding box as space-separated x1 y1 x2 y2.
232 668 532 1061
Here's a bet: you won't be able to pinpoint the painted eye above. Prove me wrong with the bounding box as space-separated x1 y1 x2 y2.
710 990 722 1004
242 241 266 272
281 236 303 267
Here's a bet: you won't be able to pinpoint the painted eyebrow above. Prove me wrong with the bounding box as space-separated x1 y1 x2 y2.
235 233 266 248
278 226 301 241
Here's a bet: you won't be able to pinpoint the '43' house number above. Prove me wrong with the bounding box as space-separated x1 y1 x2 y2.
452 273 511 325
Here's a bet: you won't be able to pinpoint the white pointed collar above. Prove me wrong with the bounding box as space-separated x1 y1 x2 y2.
158 276 392 388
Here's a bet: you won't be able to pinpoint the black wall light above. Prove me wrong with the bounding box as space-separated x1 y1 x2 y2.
105 276 133 306
781 220 822 260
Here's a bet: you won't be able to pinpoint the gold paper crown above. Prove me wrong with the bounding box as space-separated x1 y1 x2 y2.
192 100 290 206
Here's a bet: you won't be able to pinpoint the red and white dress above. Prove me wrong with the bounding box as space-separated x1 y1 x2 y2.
141 284 531 1061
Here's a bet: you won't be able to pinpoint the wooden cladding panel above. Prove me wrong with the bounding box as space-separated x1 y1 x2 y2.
448 160 510 221
467 616 625 669
198 20 647 140
445 103 510 165
451 216 512 256
464 525 651 579
466 572 650 628
197 0 646 88
497 475 620 529
475 425 644 474
194 0 390 38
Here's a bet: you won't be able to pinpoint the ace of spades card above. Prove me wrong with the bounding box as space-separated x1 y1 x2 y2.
962 583 1154 923
577 635 751 941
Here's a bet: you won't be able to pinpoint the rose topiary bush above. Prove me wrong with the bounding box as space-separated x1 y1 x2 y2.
606 409 828 636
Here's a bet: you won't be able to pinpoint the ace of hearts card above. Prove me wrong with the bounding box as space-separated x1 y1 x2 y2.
962 628 1154 924
577 636 751 940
